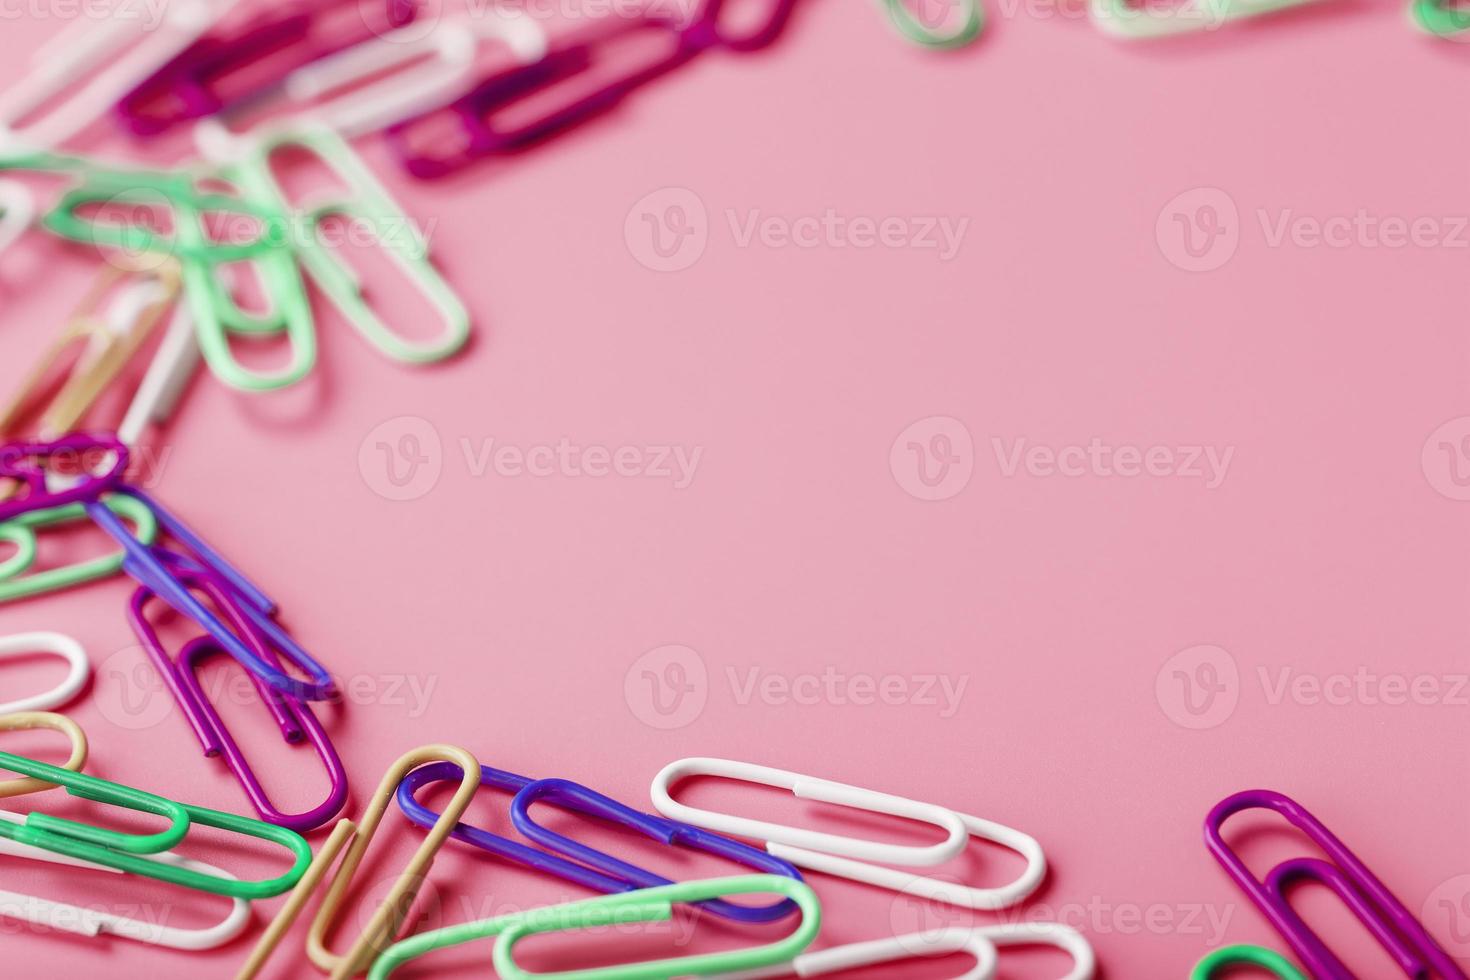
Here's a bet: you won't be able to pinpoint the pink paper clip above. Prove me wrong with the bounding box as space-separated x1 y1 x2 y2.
115 0 420 137
384 0 797 178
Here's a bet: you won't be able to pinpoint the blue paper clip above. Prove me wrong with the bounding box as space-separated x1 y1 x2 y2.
396 764 803 923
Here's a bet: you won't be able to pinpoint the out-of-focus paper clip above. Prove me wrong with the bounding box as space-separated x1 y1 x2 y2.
1192 945 1307 980
0 711 88 798
238 745 482 980
652 758 1047 910
1090 0 1322 38
1206 789 1467 980
0 262 181 440
0 180 33 257
879 0 984 48
1413 0 1470 36
115 0 421 137
0 0 239 148
0 633 90 716
199 123 470 364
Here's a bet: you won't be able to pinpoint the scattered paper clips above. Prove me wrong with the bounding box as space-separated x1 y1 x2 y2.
1205 789 1467 980
0 632 90 715
651 758 1048 910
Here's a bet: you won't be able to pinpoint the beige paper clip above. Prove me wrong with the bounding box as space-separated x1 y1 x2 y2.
237 744 482 980
0 712 88 798
0 259 181 440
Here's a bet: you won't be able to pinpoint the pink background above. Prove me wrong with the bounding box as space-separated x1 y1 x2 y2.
2 2 1469 977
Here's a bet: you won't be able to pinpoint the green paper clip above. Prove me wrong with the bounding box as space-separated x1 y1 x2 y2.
1191 945 1308 980
881 0 984 49
0 494 160 603
0 750 313 899
493 876 819 980
1412 0 1470 37
204 124 471 366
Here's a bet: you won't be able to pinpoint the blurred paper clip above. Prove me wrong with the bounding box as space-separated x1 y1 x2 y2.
1412 0 1470 36
1206 789 1467 980
0 180 33 257
652 758 1047 910
880 0 984 48
1090 0 1321 38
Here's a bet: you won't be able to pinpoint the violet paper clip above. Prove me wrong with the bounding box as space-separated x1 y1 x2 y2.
115 0 420 136
384 0 798 177
1205 789 1467 980
129 562 348 832
397 763 803 923
0 432 130 523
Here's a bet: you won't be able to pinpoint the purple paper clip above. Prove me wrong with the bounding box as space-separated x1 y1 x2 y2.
0 433 129 522
384 0 797 178
397 764 803 923
1205 789 1467 980
129 571 347 832
115 0 419 136
85 490 338 702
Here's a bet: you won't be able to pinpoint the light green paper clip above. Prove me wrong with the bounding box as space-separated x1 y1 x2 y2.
370 875 821 980
1412 0 1470 37
205 123 471 366
1190 945 1308 980
0 494 159 602
1090 0 1321 38
881 0 984 49
0 750 313 899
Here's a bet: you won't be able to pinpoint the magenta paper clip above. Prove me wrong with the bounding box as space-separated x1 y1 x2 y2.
115 0 419 136
384 0 797 177
1205 790 1467 980
128 574 347 832
0 433 129 522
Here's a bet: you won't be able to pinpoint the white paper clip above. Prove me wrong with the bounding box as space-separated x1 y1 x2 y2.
1089 0 1323 39
651 758 1046 909
0 0 238 148
0 180 34 258
0 633 90 715
217 11 548 139
117 301 200 446
977 924 1096 980
709 927 1002 980
0 812 251 950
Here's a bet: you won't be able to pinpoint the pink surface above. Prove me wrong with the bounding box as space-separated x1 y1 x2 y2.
2 3 1469 977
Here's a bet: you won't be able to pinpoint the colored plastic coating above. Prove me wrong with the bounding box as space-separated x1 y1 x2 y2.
492 876 822 980
1192 945 1308 980
1205 789 1468 980
0 712 88 798
0 633 90 715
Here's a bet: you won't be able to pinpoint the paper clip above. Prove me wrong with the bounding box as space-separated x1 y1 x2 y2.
115 0 421 137
879 0 984 49
0 179 33 257
117 302 201 446
493 876 822 980
1205 789 1468 980
238 744 482 980
0 824 253 950
246 12 548 139
0 749 311 898
707 927 999 980
0 712 88 798
1191 945 1307 980
199 123 471 364
0 262 181 441
395 765 802 923
369 876 820 980
1089 0 1320 38
0 432 131 523
0 633 90 716
972 925 1095 980
651 758 1046 910
0 0 239 147
1412 0 1469 37
384 0 797 177
0 495 160 603
129 571 348 830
